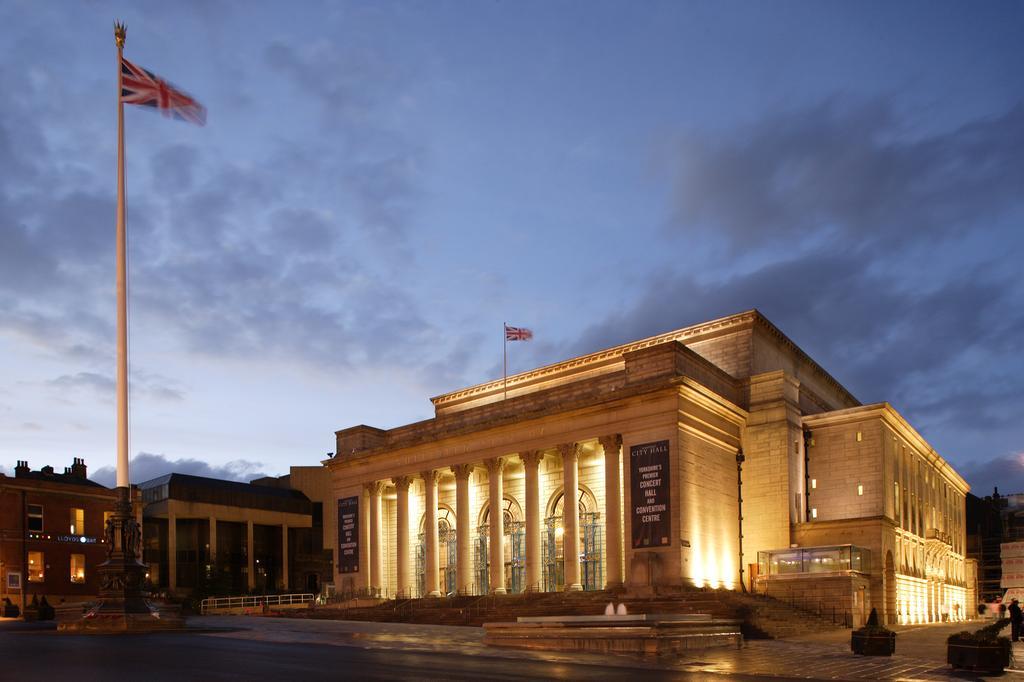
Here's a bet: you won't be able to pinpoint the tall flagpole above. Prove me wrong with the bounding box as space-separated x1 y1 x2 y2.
62 23 179 631
503 322 508 401
114 22 130 490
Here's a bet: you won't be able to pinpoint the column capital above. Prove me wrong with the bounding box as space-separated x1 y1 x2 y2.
364 481 385 496
557 442 580 462
451 463 474 481
392 475 413 492
485 457 506 475
598 434 622 453
519 450 544 468
420 469 440 484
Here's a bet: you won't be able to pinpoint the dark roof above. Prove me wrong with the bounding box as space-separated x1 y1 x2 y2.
139 472 311 514
12 470 108 489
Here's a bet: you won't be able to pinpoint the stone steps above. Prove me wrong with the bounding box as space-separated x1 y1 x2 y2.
304 587 849 638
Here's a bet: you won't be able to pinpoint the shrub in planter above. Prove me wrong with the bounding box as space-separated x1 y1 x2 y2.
851 608 896 656
37 596 55 620
2 597 19 618
947 618 1011 672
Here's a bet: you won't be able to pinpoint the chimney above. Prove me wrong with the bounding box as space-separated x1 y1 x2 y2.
71 457 88 479
15 460 29 477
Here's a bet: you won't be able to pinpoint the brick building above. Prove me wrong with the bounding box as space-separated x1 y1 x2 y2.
326 310 972 626
0 459 139 608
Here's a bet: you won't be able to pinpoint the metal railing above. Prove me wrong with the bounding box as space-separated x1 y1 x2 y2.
747 591 853 627
200 593 315 615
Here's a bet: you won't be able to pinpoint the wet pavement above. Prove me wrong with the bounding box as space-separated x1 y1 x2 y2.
4 614 1024 680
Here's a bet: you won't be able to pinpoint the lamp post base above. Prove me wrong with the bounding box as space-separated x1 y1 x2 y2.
58 486 186 633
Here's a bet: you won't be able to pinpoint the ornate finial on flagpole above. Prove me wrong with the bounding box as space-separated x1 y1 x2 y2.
114 21 126 49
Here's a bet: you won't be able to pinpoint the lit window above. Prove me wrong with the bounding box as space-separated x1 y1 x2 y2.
857 484 864 496
28 551 44 582
70 508 85 535
28 504 43 532
70 554 86 583
811 508 818 519
811 479 817 489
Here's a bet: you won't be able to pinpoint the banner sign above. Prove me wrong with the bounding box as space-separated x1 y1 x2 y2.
338 496 360 574
630 440 671 549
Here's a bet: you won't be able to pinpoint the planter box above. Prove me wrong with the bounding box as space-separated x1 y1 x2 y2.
947 642 1010 672
851 631 896 656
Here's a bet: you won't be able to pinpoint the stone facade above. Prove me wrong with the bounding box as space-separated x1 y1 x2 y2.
326 310 969 626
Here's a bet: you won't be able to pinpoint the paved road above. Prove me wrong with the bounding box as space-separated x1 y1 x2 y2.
0 619 757 681
4 615 1022 681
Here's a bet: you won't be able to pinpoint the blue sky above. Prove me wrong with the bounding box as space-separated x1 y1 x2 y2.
1 1 1021 494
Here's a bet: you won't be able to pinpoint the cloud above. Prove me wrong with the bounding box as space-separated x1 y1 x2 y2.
958 453 1024 498
572 97 1024 493
49 372 116 395
90 452 270 487
46 371 184 403
0 37 466 395
669 98 1024 251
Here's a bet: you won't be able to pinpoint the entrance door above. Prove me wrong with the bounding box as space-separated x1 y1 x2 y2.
508 521 525 593
442 526 457 595
543 489 603 591
581 512 603 591
475 525 489 594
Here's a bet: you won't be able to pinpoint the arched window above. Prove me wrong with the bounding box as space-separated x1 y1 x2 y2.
543 486 602 592
476 497 525 594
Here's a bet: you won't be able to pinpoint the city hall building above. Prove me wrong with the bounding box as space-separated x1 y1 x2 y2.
326 311 972 625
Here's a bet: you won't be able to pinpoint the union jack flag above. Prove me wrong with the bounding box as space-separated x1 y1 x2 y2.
120 58 206 126
505 324 533 341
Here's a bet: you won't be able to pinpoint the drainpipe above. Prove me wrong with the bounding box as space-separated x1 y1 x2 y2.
21 489 27 616
736 449 746 593
803 430 813 522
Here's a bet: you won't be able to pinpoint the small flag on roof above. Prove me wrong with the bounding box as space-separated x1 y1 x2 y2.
505 325 533 341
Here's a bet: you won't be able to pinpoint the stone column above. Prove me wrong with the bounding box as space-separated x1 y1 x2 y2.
422 470 441 597
559 442 582 591
208 516 218 566
520 451 544 592
599 434 623 589
357 489 370 593
168 509 178 592
281 523 289 591
451 464 474 594
246 519 255 591
486 457 506 594
366 481 384 597
393 476 412 598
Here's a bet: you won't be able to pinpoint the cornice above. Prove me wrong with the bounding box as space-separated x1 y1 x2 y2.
430 309 858 414
431 310 760 411
802 403 969 494
749 314 860 408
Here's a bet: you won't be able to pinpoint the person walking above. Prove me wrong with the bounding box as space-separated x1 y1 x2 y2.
1010 599 1023 642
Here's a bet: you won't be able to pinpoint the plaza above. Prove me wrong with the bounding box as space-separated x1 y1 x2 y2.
1 611 1020 680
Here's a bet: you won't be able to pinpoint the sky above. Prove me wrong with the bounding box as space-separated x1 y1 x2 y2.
0 1 1022 495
